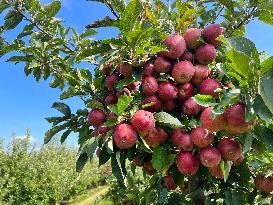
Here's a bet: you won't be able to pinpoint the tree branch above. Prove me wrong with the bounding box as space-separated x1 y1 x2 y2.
105 0 120 20
227 6 257 37
15 7 73 53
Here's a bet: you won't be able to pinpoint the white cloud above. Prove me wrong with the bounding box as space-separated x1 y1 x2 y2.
15 135 37 143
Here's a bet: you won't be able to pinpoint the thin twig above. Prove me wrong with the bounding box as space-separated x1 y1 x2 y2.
227 6 257 37
15 7 73 52
105 0 120 20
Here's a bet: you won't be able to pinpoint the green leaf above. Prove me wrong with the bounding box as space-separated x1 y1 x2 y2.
4 10 23 30
253 95 273 126
111 154 124 185
120 151 127 176
154 112 183 128
17 24 35 39
226 36 260 65
212 88 241 117
51 102 71 117
44 0 61 18
243 132 253 154
259 69 273 114
0 2 10 14
99 146 111 166
60 87 78 100
116 77 135 89
104 118 119 127
80 29 97 38
86 99 104 110
76 153 88 172
255 126 273 152
45 116 65 125
137 137 152 153
117 95 133 115
86 16 118 29
193 94 218 107
261 56 273 73
225 36 260 79
81 139 98 159
152 146 168 171
257 10 273 25
44 122 70 144
226 50 254 79
220 160 231 182
119 0 142 32
60 129 72 143
6 56 32 63
107 104 119 115
158 188 168 204
224 190 242 205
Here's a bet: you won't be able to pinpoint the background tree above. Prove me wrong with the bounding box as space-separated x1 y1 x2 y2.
1 0 273 204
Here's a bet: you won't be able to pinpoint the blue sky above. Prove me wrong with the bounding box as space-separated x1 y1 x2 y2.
0 0 273 145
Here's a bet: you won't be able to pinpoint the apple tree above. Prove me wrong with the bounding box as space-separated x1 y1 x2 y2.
1 0 273 204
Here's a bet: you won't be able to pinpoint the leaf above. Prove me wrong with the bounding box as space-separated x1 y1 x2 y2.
225 36 260 79
51 102 71 117
226 50 254 79
224 190 243 205
116 77 135 89
45 116 65 124
60 129 72 143
154 112 183 128
86 99 104 110
226 36 260 65
107 104 119 115
158 188 168 204
0 2 10 14
99 146 111 166
212 88 241 117
82 139 98 159
60 87 78 100
104 118 119 127
120 151 127 176
243 132 253 154
152 146 168 171
44 122 70 144
119 0 142 32
4 10 23 30
6 56 32 63
17 24 35 39
255 126 273 152
257 10 273 26
137 137 152 153
261 56 273 73
44 0 61 18
259 69 273 114
253 95 273 126
80 29 97 38
86 16 118 29
220 160 231 182
76 153 88 172
193 94 218 107
111 154 124 185
117 95 133 115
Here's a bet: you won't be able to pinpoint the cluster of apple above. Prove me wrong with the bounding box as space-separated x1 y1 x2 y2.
87 24 259 191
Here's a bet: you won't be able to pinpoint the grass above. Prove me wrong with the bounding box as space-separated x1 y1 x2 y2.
95 199 113 205
69 186 109 205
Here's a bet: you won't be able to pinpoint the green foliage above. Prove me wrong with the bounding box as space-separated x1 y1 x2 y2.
0 133 111 205
154 112 183 128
